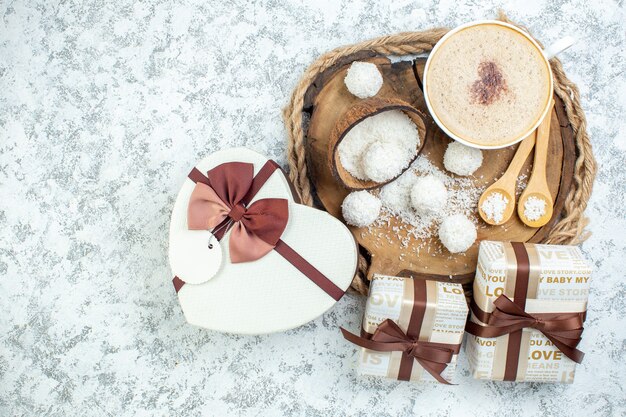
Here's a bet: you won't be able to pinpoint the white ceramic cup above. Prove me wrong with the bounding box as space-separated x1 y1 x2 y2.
423 20 575 149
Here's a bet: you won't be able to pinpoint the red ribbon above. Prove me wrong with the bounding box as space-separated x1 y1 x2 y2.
341 319 460 384
187 162 288 263
173 160 346 302
466 295 585 364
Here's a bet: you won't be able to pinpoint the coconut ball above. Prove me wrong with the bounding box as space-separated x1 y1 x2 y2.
344 62 383 99
410 175 448 215
443 141 483 176
378 169 416 213
341 191 381 227
438 214 476 253
361 140 409 183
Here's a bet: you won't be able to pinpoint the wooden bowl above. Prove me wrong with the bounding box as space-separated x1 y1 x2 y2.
328 97 427 190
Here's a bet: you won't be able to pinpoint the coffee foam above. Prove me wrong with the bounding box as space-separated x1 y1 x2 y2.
426 23 551 146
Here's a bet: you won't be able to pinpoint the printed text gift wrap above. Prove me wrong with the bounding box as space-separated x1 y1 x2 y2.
169 148 358 334
465 241 592 383
342 275 468 384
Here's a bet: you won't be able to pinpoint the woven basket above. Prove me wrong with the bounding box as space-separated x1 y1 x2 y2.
282 12 596 296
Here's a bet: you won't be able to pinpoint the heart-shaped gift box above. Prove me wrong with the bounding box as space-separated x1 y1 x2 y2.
169 148 358 334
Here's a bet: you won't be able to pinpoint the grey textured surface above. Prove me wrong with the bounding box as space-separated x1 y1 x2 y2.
1 0 625 416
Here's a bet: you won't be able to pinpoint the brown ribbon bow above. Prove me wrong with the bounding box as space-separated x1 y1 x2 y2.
341 319 460 384
174 160 345 301
466 295 585 364
187 162 288 263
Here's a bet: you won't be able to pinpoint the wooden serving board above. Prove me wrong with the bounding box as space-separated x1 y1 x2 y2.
303 53 575 285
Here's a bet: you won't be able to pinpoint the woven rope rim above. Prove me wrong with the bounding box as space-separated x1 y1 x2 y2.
282 12 596 296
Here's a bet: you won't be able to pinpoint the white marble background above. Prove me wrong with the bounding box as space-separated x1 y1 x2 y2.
1 0 624 416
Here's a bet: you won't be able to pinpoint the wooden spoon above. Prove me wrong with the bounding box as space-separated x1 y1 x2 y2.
478 132 536 225
518 99 556 228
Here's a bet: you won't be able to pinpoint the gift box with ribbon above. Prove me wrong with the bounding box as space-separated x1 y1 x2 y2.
465 241 592 383
169 148 358 334
341 275 468 384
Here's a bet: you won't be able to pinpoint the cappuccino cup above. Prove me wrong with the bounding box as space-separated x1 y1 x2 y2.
423 20 574 149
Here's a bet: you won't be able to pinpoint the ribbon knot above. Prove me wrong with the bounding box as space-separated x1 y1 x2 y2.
341 319 460 384
187 162 289 263
405 342 420 357
228 203 246 222
467 295 585 364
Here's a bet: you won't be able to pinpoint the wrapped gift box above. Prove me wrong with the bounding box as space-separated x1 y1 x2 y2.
342 275 468 384
465 241 592 383
169 148 358 334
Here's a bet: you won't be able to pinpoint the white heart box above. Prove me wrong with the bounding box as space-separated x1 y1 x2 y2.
169 147 358 334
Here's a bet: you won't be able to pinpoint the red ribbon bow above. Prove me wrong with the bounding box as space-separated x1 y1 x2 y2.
341 319 460 384
466 295 585 363
187 162 288 263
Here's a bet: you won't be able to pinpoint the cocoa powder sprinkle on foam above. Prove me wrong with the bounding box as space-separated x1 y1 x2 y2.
470 60 508 105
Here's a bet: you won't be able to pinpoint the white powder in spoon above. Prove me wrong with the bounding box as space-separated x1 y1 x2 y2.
337 110 419 182
523 196 547 221
480 191 509 224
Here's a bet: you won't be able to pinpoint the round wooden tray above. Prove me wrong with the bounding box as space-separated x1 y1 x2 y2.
303 52 575 286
